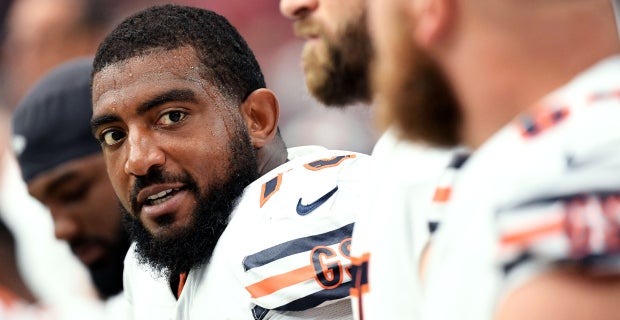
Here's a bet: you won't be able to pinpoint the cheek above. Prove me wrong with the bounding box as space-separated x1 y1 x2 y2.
104 155 130 204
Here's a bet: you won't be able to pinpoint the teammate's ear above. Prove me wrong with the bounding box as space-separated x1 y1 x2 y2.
408 0 453 48
240 88 280 149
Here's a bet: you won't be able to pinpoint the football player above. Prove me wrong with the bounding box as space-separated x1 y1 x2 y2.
91 5 371 319
369 0 620 318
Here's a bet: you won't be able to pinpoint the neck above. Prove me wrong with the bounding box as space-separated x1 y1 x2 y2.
444 0 620 149
256 138 288 176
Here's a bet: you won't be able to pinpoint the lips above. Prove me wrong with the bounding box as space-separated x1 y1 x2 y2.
72 241 106 266
294 21 321 41
135 183 189 219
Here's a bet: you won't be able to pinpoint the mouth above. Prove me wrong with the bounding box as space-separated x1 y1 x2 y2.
72 242 106 266
135 184 190 222
145 188 181 206
294 21 321 41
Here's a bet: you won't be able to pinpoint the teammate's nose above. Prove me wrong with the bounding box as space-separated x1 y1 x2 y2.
280 0 318 20
124 130 165 177
49 206 79 241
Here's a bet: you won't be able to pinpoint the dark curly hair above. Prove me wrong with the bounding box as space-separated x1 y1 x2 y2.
93 4 265 104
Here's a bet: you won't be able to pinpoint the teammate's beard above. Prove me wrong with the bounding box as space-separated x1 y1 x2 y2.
372 8 461 147
83 229 131 299
297 12 373 107
121 129 258 278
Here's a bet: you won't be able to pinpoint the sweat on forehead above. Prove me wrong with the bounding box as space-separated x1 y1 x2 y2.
92 4 266 104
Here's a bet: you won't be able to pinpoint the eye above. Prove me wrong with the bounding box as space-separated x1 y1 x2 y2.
101 130 126 146
58 186 88 203
157 110 187 126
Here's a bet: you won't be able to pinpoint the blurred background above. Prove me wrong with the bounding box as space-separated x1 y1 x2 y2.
0 0 379 154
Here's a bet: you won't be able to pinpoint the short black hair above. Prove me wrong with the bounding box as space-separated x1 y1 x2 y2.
93 4 265 104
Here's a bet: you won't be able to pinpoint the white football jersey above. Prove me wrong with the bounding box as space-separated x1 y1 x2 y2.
349 130 454 320
123 146 372 320
421 55 620 319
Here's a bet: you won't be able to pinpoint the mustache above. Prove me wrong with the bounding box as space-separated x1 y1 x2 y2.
293 19 322 39
129 168 198 214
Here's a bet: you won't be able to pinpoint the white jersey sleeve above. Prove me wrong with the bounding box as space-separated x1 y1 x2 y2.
349 130 455 320
422 55 620 320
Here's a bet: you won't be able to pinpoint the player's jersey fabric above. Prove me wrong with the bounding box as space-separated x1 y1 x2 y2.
421 55 620 320
349 130 454 320
123 146 371 320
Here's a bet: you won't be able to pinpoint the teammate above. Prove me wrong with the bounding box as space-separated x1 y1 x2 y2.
368 0 620 318
91 5 371 319
11 58 130 302
1 102 106 320
279 0 372 107
279 0 454 318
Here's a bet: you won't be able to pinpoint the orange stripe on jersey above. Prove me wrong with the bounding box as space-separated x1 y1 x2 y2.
500 219 564 247
588 90 620 103
177 272 188 299
260 173 283 208
432 187 451 203
246 265 316 298
350 252 370 265
303 154 356 171
518 106 570 138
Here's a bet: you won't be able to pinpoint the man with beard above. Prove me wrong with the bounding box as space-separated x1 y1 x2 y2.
368 0 620 319
279 1 455 319
91 4 370 319
11 59 131 304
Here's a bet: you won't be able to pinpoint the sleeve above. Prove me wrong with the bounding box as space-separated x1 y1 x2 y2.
242 152 371 320
243 223 355 318
497 193 620 277
496 158 620 296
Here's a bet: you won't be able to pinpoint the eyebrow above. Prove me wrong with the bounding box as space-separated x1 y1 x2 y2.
90 89 197 134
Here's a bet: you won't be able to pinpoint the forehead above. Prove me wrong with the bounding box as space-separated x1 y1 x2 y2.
92 46 213 113
27 154 105 197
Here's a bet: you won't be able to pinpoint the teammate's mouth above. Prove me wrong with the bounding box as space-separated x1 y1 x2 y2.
72 241 106 266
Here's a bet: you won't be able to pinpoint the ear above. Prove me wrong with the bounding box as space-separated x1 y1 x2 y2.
239 88 280 149
407 0 453 48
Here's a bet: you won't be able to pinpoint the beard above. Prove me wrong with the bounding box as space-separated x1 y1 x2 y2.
121 130 258 278
296 12 373 107
371 9 461 147
81 229 131 299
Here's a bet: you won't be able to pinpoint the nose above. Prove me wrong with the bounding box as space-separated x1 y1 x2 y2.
280 0 318 20
124 129 165 177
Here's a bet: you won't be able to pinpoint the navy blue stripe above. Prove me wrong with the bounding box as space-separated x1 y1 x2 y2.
350 261 369 287
496 192 620 215
274 281 352 311
243 223 354 271
502 251 532 275
263 176 279 199
428 221 440 234
448 152 470 169
251 305 269 320
306 155 353 169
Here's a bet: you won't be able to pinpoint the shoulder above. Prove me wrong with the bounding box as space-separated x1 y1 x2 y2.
234 148 367 317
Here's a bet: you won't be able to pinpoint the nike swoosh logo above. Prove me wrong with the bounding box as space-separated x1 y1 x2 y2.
296 186 339 216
